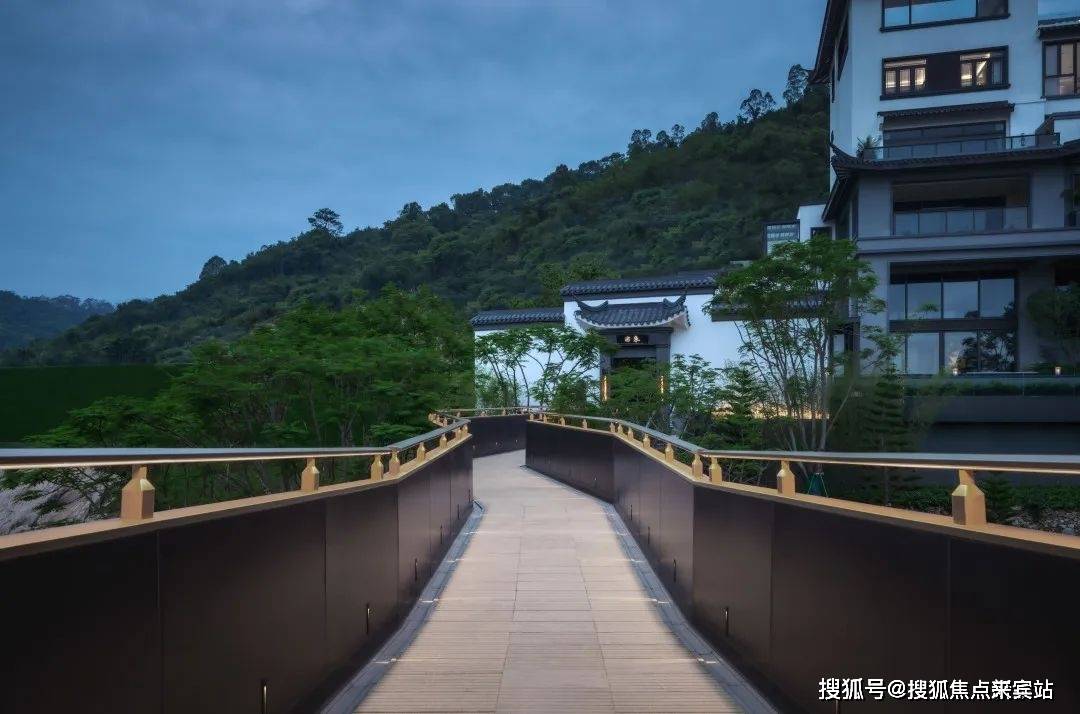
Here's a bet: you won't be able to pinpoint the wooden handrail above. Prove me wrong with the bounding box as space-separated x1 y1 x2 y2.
0 417 471 528
521 410 1080 530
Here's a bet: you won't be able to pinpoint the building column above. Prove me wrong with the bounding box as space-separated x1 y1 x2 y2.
860 255 891 368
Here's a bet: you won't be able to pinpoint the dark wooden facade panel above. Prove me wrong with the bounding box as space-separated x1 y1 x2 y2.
691 488 774 673
948 538 1080 713
612 439 641 533
658 468 694 609
450 443 474 527
396 468 433 602
1 534 161 714
769 503 949 714
159 502 329 714
469 415 526 457
325 487 400 669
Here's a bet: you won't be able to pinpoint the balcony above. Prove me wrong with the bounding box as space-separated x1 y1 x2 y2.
2 410 1079 712
861 132 1060 161
894 205 1028 236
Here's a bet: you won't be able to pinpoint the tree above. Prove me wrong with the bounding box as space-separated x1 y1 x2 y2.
739 89 777 122
537 256 610 306
705 235 887 485
308 208 343 237
782 64 809 106
711 362 769 483
858 343 919 504
667 354 722 437
628 128 653 155
474 325 609 409
698 112 720 133
199 255 227 281
1027 284 1080 366
4 288 473 524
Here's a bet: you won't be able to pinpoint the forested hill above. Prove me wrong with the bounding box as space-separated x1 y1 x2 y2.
6 76 828 366
0 292 114 351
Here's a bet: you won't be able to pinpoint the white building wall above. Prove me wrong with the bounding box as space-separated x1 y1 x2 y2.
843 0 1047 150
565 293 747 381
797 203 831 239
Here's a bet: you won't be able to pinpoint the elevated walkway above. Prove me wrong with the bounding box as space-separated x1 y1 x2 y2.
351 451 767 713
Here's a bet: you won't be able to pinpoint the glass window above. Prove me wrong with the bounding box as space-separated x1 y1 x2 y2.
979 277 1014 317
906 332 940 375
885 0 1006 28
979 330 1016 371
943 280 978 318
919 210 947 234
944 331 978 373
912 0 976 24
883 58 927 95
907 281 941 319
894 212 918 235
884 0 910 26
946 209 974 233
1045 42 1078 97
888 283 906 320
960 51 1005 88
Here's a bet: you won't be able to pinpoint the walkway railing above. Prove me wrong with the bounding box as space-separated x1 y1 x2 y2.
0 413 470 534
525 411 1080 530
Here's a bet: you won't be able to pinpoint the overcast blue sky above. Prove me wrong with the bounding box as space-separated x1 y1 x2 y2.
0 0 1075 303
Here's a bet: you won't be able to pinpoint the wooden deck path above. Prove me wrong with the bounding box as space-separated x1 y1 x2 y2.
353 451 756 713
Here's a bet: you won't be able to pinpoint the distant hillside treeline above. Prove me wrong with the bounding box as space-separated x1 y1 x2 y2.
5 75 828 365
0 292 114 351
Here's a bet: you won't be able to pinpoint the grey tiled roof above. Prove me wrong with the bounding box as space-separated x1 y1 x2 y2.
560 271 720 297
574 296 688 328
469 307 564 328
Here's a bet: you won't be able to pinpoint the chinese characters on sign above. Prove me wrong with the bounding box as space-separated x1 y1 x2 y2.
818 678 1053 701
617 334 649 345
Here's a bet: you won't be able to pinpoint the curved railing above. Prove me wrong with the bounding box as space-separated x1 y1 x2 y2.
523 410 1080 529
0 413 470 532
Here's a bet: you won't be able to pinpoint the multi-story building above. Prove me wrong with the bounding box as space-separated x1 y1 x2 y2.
790 0 1080 376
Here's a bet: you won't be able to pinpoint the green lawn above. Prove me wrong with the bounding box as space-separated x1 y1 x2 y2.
0 365 180 444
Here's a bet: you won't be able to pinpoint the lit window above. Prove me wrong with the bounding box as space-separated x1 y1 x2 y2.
960 51 1005 88
884 58 927 95
1045 42 1078 97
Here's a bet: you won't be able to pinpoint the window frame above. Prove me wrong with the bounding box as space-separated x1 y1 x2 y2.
1043 41 1079 98
896 328 1017 374
881 0 1009 32
880 46 1009 100
960 50 1006 89
889 272 1018 323
883 57 928 96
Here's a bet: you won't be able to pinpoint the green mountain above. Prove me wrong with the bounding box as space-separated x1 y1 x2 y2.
5 82 827 366
0 292 114 351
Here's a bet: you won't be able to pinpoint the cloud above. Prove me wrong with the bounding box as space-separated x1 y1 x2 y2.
0 0 821 302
